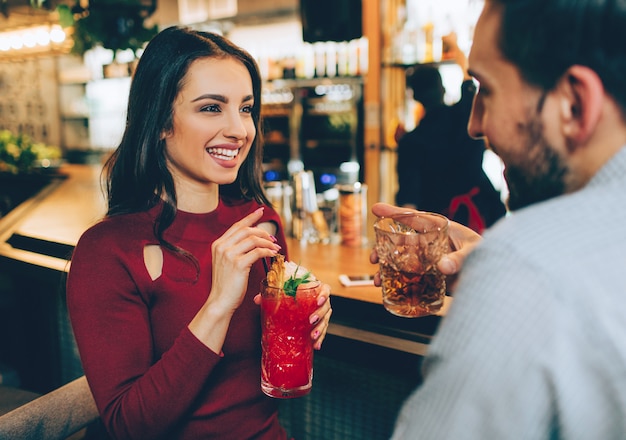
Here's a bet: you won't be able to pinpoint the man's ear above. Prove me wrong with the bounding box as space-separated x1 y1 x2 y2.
557 65 604 150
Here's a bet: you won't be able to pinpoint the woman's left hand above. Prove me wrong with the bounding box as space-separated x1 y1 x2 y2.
309 284 332 350
254 283 332 350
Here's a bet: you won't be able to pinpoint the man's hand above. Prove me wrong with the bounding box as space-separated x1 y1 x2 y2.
369 203 482 293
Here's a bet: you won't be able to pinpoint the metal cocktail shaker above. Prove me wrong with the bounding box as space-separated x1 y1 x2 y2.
291 170 329 243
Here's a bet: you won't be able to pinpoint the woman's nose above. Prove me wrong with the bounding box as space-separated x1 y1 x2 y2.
223 111 248 139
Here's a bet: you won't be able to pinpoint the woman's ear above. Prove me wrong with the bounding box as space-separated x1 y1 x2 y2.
557 65 604 150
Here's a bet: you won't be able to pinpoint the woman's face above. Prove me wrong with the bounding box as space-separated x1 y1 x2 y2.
164 56 256 192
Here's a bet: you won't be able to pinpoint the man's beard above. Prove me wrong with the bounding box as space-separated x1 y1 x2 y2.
499 115 569 212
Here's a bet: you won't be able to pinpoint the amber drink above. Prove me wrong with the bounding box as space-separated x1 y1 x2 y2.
374 213 449 317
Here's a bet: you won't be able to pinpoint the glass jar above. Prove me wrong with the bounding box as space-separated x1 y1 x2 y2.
337 182 367 247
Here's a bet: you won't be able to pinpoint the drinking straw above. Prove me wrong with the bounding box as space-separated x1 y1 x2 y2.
262 257 270 274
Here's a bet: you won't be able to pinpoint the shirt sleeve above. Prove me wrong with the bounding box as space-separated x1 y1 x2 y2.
391 241 558 439
260 203 289 259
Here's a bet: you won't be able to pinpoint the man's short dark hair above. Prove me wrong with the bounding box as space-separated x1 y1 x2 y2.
491 0 626 118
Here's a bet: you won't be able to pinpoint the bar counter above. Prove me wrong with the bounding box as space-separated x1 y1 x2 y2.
0 164 451 357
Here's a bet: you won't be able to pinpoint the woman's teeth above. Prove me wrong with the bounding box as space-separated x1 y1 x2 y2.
206 147 238 160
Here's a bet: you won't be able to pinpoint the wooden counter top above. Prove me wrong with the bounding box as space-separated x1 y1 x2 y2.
0 163 405 306
0 163 382 304
286 238 380 303
0 164 448 355
287 238 452 315
13 165 107 247
0 164 106 272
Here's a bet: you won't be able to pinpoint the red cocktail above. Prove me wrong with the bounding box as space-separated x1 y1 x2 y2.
260 279 321 398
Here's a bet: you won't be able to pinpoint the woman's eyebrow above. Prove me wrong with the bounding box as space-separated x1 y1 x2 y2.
191 94 254 103
192 94 227 103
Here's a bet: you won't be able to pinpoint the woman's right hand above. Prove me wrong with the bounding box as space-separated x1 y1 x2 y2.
210 207 281 314
189 207 280 353
369 203 482 293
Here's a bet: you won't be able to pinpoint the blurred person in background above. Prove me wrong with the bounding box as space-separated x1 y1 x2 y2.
395 34 506 233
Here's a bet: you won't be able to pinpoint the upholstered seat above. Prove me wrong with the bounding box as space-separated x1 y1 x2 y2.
0 375 100 440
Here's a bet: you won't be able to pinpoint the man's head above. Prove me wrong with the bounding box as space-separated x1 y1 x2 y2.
467 0 626 211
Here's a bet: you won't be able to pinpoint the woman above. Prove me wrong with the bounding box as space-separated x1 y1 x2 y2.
67 26 332 440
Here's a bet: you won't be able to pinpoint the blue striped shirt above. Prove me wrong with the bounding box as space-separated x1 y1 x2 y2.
392 146 626 439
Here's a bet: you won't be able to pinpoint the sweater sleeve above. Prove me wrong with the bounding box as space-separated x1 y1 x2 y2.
66 222 222 440
260 203 289 260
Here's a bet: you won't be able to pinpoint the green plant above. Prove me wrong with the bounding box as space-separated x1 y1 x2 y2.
0 130 62 174
56 0 158 57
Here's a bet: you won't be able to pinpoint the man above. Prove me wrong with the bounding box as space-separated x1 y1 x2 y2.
375 0 626 438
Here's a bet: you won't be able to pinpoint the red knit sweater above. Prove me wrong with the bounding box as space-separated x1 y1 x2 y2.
67 198 289 440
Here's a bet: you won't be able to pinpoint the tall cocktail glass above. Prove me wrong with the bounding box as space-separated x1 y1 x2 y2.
374 213 449 318
260 279 321 398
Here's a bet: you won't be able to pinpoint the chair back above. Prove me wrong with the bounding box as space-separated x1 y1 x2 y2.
0 375 100 440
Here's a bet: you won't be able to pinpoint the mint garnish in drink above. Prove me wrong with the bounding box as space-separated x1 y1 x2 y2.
283 264 312 298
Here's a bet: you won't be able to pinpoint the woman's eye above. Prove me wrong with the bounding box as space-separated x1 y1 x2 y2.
201 104 221 112
241 105 253 114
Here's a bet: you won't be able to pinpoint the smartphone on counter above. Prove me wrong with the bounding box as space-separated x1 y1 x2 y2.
338 274 375 287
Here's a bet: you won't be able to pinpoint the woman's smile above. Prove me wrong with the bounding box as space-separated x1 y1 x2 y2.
206 145 241 163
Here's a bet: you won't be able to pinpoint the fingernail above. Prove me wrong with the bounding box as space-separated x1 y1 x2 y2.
310 315 319 325
255 207 264 214
314 342 322 350
312 330 320 339
269 235 277 243
317 296 327 306
439 256 456 273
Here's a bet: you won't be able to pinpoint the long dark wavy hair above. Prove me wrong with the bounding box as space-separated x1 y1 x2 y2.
102 26 270 249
